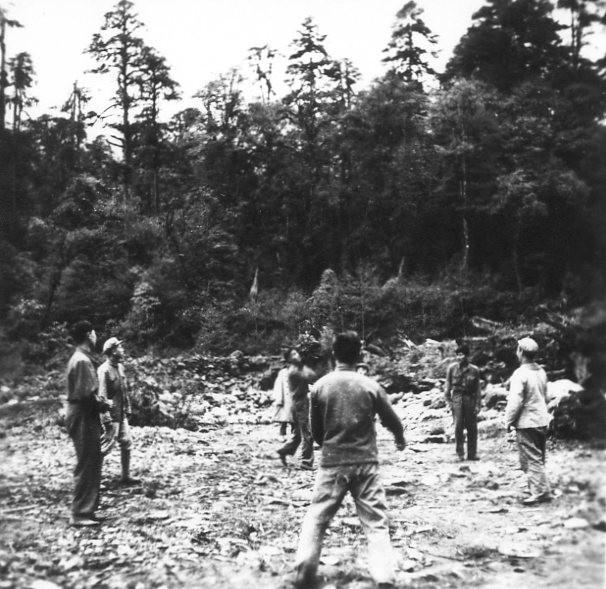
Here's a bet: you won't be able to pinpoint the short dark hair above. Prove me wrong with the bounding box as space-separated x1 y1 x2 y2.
333 331 361 364
520 348 537 361
71 320 93 344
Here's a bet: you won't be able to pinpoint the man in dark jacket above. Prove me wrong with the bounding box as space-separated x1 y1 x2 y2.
65 320 111 526
293 331 405 589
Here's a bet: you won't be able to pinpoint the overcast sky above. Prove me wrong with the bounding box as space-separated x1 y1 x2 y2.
3 0 601 127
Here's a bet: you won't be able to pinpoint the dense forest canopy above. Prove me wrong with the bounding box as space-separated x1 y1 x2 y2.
0 0 605 356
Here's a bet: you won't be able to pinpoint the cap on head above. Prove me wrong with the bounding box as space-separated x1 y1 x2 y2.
517 337 539 355
102 337 123 355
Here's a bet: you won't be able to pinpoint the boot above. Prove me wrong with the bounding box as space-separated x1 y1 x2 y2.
120 448 139 485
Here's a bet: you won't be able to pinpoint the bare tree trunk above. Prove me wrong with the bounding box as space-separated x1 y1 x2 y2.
0 19 5 130
459 157 470 272
512 222 522 295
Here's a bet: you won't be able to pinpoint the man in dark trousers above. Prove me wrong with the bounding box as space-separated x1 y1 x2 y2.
445 343 482 461
277 348 316 470
65 320 111 526
293 331 406 589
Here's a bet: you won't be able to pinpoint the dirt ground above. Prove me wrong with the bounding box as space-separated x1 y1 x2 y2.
0 398 604 589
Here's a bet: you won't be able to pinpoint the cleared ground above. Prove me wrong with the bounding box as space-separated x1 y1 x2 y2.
0 398 604 588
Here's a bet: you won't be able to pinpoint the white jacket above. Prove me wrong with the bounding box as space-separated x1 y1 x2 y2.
505 363 550 429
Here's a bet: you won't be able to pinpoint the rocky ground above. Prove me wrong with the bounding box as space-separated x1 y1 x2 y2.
0 379 604 589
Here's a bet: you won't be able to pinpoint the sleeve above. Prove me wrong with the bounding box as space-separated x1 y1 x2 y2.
504 369 525 428
445 364 453 402
74 359 98 401
375 385 406 446
309 388 324 446
273 370 285 406
475 369 483 411
123 369 132 416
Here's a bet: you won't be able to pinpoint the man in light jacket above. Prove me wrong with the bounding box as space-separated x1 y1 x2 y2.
505 337 551 505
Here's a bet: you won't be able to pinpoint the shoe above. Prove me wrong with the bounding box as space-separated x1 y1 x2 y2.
520 493 550 506
457 455 465 461
277 451 288 467
71 516 100 527
467 456 480 461
119 477 141 486
90 514 108 522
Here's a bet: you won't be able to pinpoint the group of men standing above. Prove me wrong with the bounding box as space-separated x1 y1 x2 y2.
64 320 552 587
272 332 552 588
65 320 136 527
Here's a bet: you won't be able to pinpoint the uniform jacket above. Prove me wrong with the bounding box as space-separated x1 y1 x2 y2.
505 362 550 429
97 360 132 422
310 365 405 467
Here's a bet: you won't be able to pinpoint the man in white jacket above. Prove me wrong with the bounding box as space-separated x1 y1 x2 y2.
505 337 551 505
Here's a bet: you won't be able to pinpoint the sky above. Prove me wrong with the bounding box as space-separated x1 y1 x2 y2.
3 0 600 128
2 0 490 125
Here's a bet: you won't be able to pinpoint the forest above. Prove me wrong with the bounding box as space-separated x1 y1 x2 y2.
0 0 605 362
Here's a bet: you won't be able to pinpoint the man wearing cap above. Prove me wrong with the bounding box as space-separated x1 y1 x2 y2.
505 337 551 505
98 337 137 485
65 320 111 526
445 343 482 460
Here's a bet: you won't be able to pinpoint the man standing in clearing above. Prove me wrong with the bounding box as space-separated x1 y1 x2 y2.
65 320 110 526
97 337 138 485
277 348 317 470
505 337 551 505
445 343 482 461
294 331 406 589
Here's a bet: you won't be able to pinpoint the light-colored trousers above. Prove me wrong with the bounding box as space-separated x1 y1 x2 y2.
517 427 550 496
295 462 397 586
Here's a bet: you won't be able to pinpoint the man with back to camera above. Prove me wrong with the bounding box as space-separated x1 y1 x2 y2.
293 331 406 589
97 337 138 485
65 320 111 526
445 343 482 461
505 337 551 505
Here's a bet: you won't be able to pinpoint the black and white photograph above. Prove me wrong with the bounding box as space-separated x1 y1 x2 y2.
0 0 605 587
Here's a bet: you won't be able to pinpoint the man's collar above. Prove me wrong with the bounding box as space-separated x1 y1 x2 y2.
335 362 356 371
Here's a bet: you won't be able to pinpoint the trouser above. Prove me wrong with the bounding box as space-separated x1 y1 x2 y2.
279 422 295 436
278 399 313 467
516 427 550 496
452 395 478 458
295 463 396 587
66 404 103 517
111 418 133 479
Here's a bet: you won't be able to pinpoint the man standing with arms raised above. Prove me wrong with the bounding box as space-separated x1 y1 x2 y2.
65 320 110 526
293 331 405 589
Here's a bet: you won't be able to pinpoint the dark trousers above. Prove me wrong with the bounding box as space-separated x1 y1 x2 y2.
516 427 550 496
278 398 313 467
452 395 478 458
66 404 103 517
